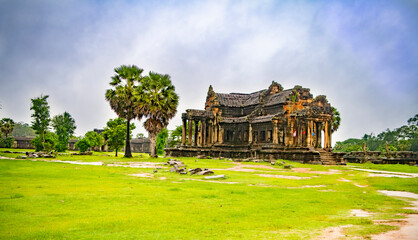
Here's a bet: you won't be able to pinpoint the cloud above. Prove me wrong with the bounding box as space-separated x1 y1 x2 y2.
0 0 417 144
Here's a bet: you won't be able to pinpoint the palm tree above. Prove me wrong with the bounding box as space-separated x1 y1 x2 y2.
105 65 143 157
331 107 341 133
1 118 15 138
135 72 179 158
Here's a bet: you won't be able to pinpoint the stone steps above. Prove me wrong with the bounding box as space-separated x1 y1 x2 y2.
318 150 339 165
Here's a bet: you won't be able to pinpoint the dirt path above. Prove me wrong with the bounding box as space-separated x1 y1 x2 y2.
348 168 418 178
372 191 418 240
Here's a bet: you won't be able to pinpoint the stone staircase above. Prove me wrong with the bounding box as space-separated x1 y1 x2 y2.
317 149 340 165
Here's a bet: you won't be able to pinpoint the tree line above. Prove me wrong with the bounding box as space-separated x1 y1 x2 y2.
334 114 418 152
0 64 179 157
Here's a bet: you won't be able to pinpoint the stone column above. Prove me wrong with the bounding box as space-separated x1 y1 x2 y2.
188 119 193 146
307 121 311 147
297 122 302 147
328 121 332 149
248 123 253 143
273 121 279 144
284 124 289 147
219 126 224 144
207 121 212 145
194 120 199 146
324 121 329 149
202 120 207 147
182 118 187 146
214 124 218 143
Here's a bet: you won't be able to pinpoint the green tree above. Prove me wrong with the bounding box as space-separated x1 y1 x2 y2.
31 131 57 152
168 125 182 147
1 118 15 138
0 118 15 148
333 138 364 152
84 131 104 150
0 137 14 148
30 95 51 146
156 128 168 155
103 118 135 157
11 122 36 137
52 112 76 152
105 65 144 158
331 107 341 133
75 138 90 153
135 72 179 158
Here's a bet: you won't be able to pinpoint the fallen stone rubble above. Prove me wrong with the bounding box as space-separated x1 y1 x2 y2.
165 159 216 176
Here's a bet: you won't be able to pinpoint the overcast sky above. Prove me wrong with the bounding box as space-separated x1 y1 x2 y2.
0 0 417 145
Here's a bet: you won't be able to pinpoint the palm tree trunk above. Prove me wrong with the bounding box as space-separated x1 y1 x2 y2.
150 133 157 158
124 119 132 157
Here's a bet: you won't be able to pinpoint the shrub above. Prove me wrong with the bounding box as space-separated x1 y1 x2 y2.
55 142 68 152
0 137 15 148
75 138 90 153
31 132 57 152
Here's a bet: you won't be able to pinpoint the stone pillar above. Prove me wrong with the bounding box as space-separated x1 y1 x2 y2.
207 121 212 145
284 124 289 147
202 120 207 147
328 121 332 149
188 119 193 146
324 121 329 149
219 126 224 144
297 122 302 147
273 121 279 144
194 120 199 146
248 123 253 143
317 122 322 148
182 118 187 146
307 121 311 147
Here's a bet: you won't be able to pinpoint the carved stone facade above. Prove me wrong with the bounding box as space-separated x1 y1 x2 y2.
166 82 343 164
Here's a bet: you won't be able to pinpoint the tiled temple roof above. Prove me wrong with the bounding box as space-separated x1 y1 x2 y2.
216 89 292 108
222 116 248 123
264 90 292 106
251 114 276 123
221 114 279 124
216 90 264 107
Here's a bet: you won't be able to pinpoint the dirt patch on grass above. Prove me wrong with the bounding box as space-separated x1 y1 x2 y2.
214 162 277 172
315 225 353 239
293 168 342 175
128 173 154 178
368 173 415 178
287 185 326 189
249 183 277 187
350 209 372 217
349 168 418 178
257 174 311 179
338 178 369 188
372 191 418 240
108 162 163 168
188 179 240 184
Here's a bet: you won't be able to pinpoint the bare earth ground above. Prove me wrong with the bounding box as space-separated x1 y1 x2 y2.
371 191 418 240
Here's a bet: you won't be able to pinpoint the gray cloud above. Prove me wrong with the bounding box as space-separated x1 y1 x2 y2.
0 0 417 144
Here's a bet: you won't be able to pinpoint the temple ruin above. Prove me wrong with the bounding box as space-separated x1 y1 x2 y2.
165 82 344 164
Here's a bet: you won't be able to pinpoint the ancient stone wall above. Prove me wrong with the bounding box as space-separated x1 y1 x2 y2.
342 151 418 165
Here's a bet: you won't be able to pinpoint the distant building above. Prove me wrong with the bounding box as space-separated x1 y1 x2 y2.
131 137 151 154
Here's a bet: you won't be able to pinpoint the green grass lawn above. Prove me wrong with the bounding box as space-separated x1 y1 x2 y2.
0 149 417 239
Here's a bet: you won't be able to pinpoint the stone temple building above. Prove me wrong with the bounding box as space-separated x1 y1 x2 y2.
165 82 343 164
